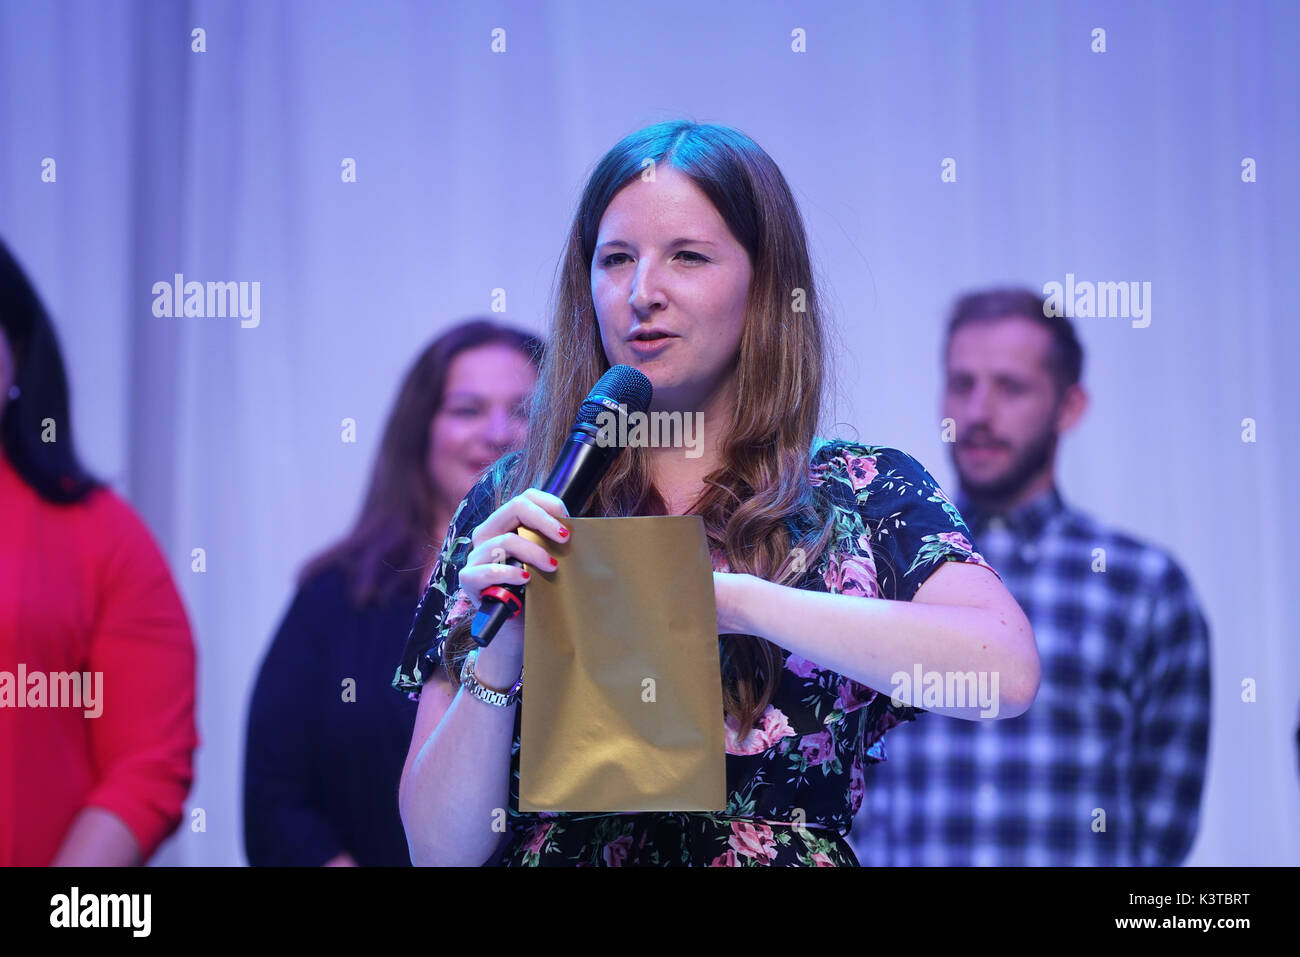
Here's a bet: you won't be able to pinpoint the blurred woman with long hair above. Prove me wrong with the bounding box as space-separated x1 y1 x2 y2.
244 318 540 866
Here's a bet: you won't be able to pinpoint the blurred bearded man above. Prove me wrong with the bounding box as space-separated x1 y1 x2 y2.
851 287 1211 867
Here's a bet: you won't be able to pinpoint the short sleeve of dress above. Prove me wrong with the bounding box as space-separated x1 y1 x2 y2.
825 441 1002 602
392 453 516 699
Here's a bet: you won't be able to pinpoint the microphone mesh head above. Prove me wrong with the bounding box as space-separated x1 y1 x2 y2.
577 364 653 426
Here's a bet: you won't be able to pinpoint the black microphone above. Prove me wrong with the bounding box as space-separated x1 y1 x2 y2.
470 364 653 647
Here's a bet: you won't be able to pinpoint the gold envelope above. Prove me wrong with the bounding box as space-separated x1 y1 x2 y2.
517 516 727 812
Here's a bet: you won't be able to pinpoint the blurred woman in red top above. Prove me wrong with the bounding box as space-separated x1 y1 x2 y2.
0 240 198 865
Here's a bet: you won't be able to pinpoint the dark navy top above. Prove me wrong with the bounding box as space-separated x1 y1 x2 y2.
245 566 420 866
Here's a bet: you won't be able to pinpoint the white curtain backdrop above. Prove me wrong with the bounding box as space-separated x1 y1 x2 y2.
0 0 1295 865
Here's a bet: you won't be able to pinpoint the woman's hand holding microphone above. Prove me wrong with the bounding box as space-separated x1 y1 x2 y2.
456 488 571 688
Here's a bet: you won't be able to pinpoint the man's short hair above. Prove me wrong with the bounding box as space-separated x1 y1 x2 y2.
944 288 1085 397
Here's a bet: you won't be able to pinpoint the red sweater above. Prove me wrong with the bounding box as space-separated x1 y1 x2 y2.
0 452 197 865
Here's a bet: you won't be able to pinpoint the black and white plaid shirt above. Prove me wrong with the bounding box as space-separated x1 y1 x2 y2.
851 483 1212 866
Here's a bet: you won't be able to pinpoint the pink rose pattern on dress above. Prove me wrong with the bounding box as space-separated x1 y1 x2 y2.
848 757 867 817
824 549 879 599
938 530 972 551
843 452 878 490
935 530 994 572
444 588 474 628
520 822 555 860
399 443 998 865
602 834 633 867
728 822 779 862
785 653 819 679
835 678 877 716
799 730 835 767
724 704 797 756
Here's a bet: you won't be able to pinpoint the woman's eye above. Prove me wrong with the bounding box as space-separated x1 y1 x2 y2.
600 251 707 266
452 408 480 417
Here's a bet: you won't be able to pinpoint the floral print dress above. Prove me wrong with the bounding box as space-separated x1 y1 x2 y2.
394 439 1001 866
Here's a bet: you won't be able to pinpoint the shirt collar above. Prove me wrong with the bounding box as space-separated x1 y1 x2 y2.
955 483 1065 542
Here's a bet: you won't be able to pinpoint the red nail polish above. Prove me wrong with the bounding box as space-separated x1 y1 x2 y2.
521 570 530 580
558 526 569 538
550 556 558 567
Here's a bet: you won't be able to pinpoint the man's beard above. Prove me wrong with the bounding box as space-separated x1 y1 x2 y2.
955 424 1058 504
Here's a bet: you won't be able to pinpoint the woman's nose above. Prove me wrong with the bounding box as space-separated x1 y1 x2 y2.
629 262 666 312
484 408 516 447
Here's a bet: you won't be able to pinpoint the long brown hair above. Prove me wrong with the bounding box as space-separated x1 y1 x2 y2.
300 319 543 607
443 122 843 739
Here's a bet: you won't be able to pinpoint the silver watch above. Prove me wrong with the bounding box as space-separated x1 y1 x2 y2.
460 648 523 707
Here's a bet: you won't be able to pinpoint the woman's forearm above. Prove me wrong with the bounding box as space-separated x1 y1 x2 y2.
51 806 142 866
725 573 1037 719
399 622 524 867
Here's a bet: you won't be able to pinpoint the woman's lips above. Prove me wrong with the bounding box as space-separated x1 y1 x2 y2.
628 336 677 356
